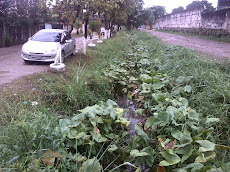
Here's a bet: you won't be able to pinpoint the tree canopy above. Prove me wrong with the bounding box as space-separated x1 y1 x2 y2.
186 0 215 12
172 6 185 13
140 6 166 29
0 0 49 25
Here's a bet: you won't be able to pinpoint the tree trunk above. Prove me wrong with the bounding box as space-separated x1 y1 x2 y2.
84 18 88 39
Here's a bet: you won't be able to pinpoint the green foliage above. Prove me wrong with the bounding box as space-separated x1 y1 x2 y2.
5 35 12 47
89 20 102 33
186 0 215 12
172 6 185 13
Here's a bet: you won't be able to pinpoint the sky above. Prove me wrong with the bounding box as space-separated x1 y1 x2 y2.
143 0 218 13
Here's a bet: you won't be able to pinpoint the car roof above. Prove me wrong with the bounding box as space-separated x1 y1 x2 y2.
38 29 67 33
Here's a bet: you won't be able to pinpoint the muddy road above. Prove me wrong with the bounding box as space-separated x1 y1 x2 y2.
0 36 97 86
143 29 230 61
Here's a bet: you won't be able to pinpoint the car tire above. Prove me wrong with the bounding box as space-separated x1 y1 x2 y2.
24 60 31 64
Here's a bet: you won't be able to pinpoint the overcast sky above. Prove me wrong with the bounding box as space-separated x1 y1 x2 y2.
143 0 218 13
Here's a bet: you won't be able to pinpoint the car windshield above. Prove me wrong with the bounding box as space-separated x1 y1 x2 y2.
31 31 61 42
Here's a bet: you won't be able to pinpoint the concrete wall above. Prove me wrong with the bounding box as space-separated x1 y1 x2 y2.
201 8 230 32
155 8 203 29
154 8 230 35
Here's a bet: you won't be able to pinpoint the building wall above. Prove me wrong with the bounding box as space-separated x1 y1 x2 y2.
154 8 230 35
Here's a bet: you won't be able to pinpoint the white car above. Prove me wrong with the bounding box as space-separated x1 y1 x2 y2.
21 29 76 62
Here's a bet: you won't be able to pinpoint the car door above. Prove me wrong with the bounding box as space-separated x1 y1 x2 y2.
63 31 73 55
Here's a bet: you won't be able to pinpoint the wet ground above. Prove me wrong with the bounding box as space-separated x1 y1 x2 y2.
142 29 230 61
117 96 144 135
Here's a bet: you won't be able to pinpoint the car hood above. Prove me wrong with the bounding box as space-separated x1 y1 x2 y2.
23 41 59 53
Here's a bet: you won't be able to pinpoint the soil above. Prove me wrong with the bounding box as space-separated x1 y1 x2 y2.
142 29 230 62
0 35 99 86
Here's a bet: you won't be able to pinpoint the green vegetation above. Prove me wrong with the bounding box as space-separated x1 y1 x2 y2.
0 30 229 171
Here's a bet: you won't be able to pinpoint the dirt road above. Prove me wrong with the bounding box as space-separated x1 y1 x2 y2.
143 29 230 61
0 36 98 86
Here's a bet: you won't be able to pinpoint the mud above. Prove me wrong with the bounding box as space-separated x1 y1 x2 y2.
142 29 230 62
117 96 144 135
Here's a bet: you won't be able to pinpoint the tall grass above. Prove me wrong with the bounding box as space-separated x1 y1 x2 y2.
134 30 230 164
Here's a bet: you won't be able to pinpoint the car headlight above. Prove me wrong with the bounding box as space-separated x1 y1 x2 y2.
22 46 30 54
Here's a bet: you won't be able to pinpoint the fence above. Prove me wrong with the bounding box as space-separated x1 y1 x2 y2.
0 24 45 48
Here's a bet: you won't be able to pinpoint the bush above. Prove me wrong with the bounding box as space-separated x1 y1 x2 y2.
5 35 13 47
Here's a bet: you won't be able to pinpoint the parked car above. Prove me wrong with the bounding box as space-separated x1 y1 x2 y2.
21 29 76 62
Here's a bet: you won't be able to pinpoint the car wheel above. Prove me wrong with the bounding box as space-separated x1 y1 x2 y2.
24 60 31 64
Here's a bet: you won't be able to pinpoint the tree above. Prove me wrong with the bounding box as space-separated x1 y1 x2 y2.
186 0 215 12
172 6 185 13
141 6 166 29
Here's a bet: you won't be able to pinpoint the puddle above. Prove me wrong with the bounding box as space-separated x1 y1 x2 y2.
117 96 144 135
0 71 10 74
117 96 151 172
0 76 10 78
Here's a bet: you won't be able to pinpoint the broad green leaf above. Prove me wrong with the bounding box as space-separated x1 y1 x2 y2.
166 106 178 119
176 76 185 84
184 85 192 93
71 113 85 121
144 116 155 130
183 163 204 172
135 167 142 172
108 144 118 152
153 112 169 126
152 83 165 90
135 125 149 142
79 158 102 172
140 74 152 83
195 151 216 163
118 81 127 85
196 140 215 152
188 110 199 121
205 118 220 124
141 147 155 167
139 58 150 65
179 98 189 107
106 99 117 106
130 149 148 157
172 130 192 147
159 151 181 166
176 144 193 163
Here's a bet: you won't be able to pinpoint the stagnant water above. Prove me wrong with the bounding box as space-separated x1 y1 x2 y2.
117 96 151 172
117 96 144 135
